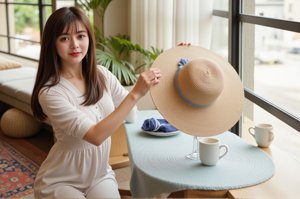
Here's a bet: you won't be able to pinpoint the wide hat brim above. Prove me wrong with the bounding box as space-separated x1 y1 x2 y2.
150 46 244 136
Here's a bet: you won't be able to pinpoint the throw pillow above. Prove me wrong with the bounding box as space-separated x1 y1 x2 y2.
0 56 22 70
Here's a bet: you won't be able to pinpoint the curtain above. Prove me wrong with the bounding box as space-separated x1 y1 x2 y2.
130 0 214 50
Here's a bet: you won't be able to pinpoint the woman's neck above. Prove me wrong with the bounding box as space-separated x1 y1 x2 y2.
60 63 84 80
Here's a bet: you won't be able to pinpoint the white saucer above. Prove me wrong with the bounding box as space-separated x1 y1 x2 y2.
142 130 180 137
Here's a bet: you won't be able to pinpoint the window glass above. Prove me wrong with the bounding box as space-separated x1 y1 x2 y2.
210 16 228 60
213 0 229 11
10 38 40 59
0 1 51 59
0 4 7 35
0 37 8 52
8 4 40 42
242 0 300 23
242 100 300 162
242 23 300 119
44 6 52 26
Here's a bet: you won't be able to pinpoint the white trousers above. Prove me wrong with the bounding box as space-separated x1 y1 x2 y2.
35 178 120 199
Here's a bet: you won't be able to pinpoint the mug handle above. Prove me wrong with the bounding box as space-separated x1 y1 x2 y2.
269 130 274 141
248 127 255 138
219 144 229 159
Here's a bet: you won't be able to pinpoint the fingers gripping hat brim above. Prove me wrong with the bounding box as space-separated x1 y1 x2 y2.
150 46 244 136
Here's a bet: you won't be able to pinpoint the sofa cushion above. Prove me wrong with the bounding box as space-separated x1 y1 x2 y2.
0 57 22 70
0 78 35 104
0 67 36 85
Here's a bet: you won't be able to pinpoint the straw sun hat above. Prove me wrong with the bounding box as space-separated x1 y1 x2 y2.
150 45 244 136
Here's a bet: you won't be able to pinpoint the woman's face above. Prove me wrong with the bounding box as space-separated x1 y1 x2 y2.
55 21 89 67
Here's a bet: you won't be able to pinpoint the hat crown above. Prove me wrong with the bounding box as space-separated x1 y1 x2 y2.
177 58 224 106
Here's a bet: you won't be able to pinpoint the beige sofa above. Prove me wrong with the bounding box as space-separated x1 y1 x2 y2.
0 66 37 115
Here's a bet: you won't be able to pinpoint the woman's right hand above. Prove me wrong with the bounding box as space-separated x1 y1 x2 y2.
130 68 162 100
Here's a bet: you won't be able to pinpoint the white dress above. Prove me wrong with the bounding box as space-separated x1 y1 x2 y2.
34 66 128 198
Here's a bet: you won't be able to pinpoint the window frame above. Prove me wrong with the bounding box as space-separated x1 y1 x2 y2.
213 0 300 134
0 0 53 61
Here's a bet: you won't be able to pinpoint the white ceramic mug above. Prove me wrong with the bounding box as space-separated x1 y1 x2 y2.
248 123 274 148
199 137 229 166
125 106 137 123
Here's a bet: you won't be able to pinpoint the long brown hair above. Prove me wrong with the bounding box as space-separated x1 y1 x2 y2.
31 7 106 121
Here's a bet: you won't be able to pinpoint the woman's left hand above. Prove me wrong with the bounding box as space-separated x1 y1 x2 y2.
130 68 162 100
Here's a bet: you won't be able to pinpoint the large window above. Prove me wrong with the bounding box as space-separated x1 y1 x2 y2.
214 0 300 161
0 0 53 60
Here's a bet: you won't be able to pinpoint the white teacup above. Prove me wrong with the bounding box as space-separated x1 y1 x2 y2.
125 106 137 123
248 123 274 148
199 137 229 166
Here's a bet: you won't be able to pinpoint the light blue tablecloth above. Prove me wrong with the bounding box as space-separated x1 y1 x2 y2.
125 110 275 197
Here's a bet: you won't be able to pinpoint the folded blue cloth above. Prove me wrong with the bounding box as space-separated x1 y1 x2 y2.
142 118 178 132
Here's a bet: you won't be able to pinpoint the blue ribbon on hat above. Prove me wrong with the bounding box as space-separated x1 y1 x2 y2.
178 58 189 66
174 58 209 108
142 118 178 132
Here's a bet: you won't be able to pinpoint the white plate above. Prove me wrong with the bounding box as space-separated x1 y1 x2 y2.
142 130 180 137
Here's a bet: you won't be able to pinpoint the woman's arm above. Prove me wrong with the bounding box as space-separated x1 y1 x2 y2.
83 68 161 146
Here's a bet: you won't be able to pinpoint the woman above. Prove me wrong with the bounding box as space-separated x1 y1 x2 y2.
31 6 161 199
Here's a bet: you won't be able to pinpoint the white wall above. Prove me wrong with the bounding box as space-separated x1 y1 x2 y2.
104 0 129 37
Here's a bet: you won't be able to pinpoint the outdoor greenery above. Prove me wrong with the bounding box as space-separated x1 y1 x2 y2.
14 3 39 33
78 0 163 86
